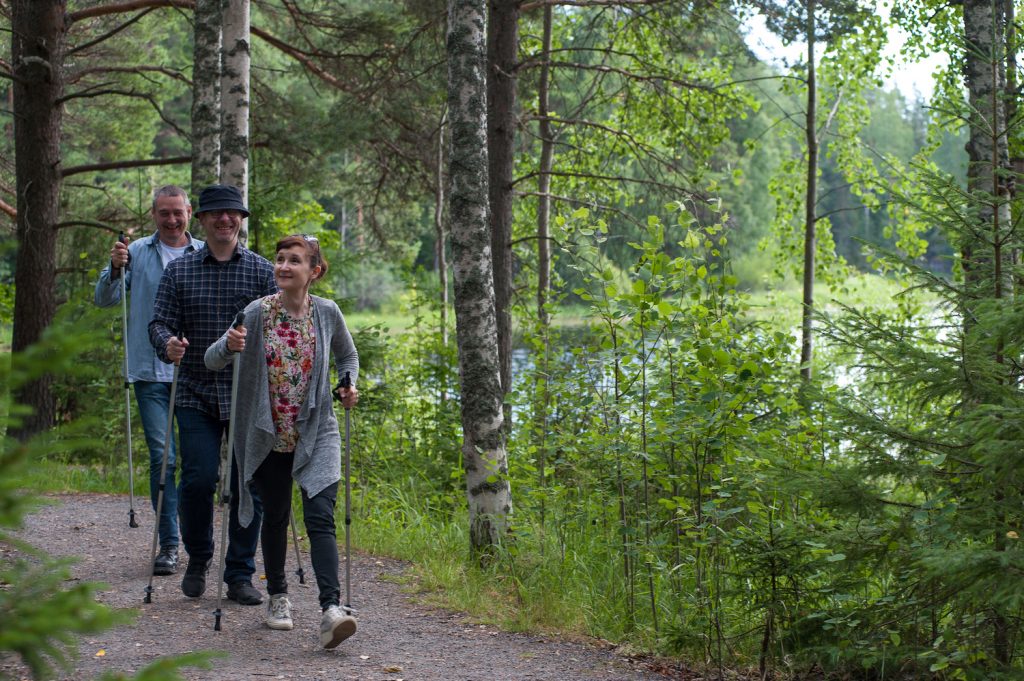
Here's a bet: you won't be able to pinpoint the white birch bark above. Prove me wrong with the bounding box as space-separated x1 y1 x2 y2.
446 0 512 553
963 0 1011 289
191 0 222 197
220 0 251 245
962 0 1012 662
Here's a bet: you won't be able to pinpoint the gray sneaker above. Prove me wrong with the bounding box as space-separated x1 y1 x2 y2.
265 594 293 631
320 605 356 648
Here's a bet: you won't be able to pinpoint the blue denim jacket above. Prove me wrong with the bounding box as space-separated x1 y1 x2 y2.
94 231 203 383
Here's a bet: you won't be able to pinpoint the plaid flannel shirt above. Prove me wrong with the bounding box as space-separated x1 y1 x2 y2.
149 244 277 420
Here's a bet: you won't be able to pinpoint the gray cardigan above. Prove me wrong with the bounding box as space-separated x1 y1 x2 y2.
204 294 359 527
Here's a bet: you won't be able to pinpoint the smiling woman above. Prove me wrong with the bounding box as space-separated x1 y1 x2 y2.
204 232 358 647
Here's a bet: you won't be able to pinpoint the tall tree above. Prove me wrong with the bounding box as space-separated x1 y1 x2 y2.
487 0 519 427
221 0 250 243
756 0 874 381
532 3 555 519
192 0 222 195
447 0 513 554
9 0 67 439
961 0 1014 661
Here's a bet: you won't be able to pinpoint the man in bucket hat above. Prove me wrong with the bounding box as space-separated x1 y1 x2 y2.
150 184 277 606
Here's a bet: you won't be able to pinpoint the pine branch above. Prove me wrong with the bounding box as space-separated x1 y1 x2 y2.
66 9 154 55
520 0 669 12
520 58 719 94
53 220 116 232
67 65 192 87
61 156 191 178
251 25 353 93
67 0 194 23
56 88 190 140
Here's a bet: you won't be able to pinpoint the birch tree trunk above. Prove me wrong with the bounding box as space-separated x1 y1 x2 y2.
536 5 553 331
534 4 555 524
447 0 512 555
799 0 817 383
962 0 1012 662
486 0 518 428
221 0 251 244
963 0 1011 293
436 111 449 354
10 0 66 439
191 0 223 197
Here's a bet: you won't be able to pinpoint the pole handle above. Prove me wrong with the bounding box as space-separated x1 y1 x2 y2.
335 371 352 403
172 330 184 364
117 231 131 271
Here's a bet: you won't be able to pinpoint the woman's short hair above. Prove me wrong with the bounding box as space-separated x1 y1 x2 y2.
276 234 329 280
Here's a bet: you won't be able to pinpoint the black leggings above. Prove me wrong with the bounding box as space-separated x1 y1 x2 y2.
250 451 340 610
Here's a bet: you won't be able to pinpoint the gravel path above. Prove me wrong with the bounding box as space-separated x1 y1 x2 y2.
1 493 683 681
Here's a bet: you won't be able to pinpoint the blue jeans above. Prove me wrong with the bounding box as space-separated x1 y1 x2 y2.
134 381 178 550
176 406 262 585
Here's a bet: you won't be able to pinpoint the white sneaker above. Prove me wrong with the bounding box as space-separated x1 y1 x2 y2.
265 594 293 631
320 604 357 648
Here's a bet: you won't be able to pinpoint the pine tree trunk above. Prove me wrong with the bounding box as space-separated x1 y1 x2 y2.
221 0 251 244
447 0 512 555
486 0 518 428
192 0 223 197
9 0 66 440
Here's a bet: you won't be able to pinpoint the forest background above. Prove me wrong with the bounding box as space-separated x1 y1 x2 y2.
2 0 1023 679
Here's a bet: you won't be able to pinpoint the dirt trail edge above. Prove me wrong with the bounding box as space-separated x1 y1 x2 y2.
1 493 680 681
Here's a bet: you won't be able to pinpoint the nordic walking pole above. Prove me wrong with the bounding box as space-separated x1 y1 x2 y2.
118 232 139 528
336 371 355 615
144 331 182 603
213 312 245 631
289 510 307 585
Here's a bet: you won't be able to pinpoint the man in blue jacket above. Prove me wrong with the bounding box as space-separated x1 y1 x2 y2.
94 184 203 576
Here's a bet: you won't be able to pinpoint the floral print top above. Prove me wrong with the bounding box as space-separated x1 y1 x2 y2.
263 292 316 452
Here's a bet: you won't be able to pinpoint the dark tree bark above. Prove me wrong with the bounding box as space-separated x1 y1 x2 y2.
10 0 67 439
486 0 518 422
447 0 513 555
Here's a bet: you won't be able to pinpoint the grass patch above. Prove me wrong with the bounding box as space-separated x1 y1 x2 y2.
350 480 630 646
745 272 935 330
20 457 136 495
344 309 416 335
